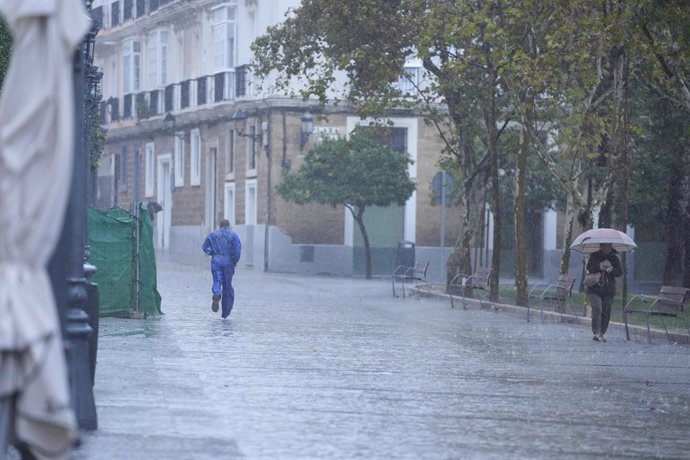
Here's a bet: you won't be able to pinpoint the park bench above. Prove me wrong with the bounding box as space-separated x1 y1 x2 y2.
526 274 578 323
392 260 429 298
624 286 690 344
448 266 492 309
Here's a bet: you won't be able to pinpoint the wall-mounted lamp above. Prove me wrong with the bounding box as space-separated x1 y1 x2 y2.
164 111 176 131
232 109 265 143
164 112 187 140
300 110 314 150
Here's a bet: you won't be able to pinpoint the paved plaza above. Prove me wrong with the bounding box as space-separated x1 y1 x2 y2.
65 258 690 459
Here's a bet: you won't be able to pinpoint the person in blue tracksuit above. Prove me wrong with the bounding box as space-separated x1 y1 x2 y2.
202 219 241 318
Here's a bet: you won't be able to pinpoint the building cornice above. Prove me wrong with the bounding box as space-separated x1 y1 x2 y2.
103 96 441 144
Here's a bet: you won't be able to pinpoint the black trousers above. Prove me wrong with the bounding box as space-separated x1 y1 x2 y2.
588 294 613 335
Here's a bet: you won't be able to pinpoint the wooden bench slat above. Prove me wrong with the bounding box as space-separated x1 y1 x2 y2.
392 261 429 297
624 285 690 344
527 274 578 322
448 267 492 309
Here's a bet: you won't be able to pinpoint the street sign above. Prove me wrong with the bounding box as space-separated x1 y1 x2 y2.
432 171 454 200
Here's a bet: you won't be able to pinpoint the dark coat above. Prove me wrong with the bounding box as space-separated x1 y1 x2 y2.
586 249 622 297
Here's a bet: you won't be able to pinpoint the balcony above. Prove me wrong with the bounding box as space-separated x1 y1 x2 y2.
392 66 426 95
98 0 175 30
102 67 254 125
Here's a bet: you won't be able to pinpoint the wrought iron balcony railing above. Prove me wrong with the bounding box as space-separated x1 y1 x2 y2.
100 66 252 126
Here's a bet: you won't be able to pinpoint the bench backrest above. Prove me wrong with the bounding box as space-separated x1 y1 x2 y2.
657 286 689 312
411 261 429 280
473 267 491 286
556 274 576 297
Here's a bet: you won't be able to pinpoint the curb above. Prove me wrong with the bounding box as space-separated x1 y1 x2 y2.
410 284 690 346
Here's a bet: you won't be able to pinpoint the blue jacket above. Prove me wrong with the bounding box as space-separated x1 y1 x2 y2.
202 228 241 267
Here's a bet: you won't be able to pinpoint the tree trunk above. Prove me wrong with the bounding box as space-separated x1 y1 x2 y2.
663 160 686 286
663 140 690 286
514 110 530 307
611 42 630 307
483 62 501 302
561 193 577 278
446 185 473 290
683 210 690 288
353 207 373 280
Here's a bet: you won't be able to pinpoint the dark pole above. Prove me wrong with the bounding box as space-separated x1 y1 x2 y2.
83 9 103 393
66 31 98 432
49 0 99 431
264 111 271 272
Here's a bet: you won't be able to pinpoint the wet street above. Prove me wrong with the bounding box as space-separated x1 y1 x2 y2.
73 258 690 459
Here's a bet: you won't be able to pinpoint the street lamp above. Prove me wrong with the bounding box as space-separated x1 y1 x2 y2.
300 110 314 150
232 109 257 140
48 0 99 432
164 111 176 131
231 109 272 272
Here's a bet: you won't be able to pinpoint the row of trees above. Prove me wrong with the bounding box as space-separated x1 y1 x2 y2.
252 0 690 303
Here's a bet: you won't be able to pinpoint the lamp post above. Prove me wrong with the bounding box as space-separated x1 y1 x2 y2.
83 17 103 389
300 110 314 150
49 0 99 431
232 109 271 271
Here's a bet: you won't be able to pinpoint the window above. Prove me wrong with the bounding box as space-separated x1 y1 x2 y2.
123 0 134 21
247 125 257 170
245 179 257 225
147 29 169 88
145 142 155 197
117 146 128 189
224 183 236 226
226 129 234 174
393 66 423 94
122 39 141 94
211 5 237 71
110 1 120 27
109 59 116 98
190 128 201 186
174 133 185 187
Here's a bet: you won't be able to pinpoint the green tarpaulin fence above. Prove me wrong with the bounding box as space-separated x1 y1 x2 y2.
88 205 162 317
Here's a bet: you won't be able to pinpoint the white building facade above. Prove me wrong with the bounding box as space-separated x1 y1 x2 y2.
92 0 577 282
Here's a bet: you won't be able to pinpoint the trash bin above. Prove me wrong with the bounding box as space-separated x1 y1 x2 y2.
396 240 415 269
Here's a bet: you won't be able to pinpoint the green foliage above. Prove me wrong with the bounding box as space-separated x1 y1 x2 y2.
256 0 690 281
279 129 415 279
89 100 106 172
498 128 565 212
0 15 12 90
634 0 690 112
627 85 686 240
278 130 415 210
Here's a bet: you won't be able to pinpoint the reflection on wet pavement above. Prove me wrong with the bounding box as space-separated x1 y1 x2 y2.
73 259 690 459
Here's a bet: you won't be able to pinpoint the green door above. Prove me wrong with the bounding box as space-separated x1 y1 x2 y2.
353 127 408 276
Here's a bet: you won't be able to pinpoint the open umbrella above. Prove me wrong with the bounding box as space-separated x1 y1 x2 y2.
570 228 637 254
0 0 90 459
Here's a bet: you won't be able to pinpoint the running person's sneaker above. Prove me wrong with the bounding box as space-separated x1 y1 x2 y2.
211 294 221 312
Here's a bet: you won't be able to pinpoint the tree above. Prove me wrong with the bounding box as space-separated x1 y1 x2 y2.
633 0 690 286
277 130 415 279
0 15 12 89
497 1 636 285
253 0 511 297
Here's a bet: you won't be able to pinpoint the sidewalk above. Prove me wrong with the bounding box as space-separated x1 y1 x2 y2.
70 259 690 459
412 283 690 345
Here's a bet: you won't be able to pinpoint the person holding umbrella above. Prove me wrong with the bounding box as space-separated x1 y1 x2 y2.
586 243 623 342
